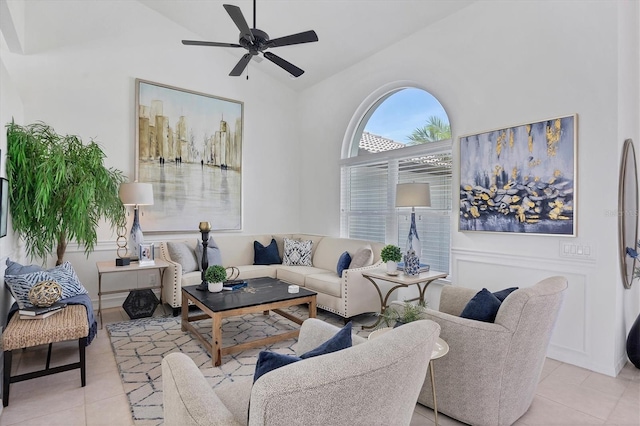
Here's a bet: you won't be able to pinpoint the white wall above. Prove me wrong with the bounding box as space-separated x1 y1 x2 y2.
297 1 639 376
617 0 640 371
0 1 302 309
0 57 23 325
1 0 638 376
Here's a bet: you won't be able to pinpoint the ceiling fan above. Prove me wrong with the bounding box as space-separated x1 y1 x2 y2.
182 0 318 78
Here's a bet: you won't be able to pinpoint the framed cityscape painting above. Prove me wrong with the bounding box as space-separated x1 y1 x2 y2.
135 79 243 232
459 114 577 236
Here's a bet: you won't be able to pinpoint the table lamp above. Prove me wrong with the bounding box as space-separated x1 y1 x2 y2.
396 183 431 275
119 182 154 259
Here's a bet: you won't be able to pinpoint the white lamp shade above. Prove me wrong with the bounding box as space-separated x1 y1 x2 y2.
396 183 431 207
119 182 154 206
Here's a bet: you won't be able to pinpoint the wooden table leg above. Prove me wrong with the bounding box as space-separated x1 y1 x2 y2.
98 273 103 329
181 292 188 332
212 312 223 367
308 297 317 318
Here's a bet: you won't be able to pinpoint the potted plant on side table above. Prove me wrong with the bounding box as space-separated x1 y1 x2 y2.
205 265 227 293
381 244 402 275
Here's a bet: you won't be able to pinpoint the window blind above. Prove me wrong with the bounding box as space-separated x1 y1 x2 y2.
341 146 452 273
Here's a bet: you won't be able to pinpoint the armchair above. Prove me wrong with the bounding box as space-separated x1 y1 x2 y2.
412 276 567 426
162 318 441 426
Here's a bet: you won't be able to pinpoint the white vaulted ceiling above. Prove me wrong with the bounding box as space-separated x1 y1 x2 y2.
4 0 475 91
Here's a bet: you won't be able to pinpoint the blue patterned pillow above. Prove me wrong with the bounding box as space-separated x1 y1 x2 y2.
5 262 88 309
282 238 313 266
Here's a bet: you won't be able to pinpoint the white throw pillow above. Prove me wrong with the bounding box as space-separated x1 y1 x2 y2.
349 245 374 269
282 238 313 266
167 242 199 274
195 236 223 270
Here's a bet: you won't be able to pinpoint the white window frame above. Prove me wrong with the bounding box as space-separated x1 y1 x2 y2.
340 84 452 274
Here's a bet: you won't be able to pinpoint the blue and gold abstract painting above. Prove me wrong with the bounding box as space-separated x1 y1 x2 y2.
459 114 576 235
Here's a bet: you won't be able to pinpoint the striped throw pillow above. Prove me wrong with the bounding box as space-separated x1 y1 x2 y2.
5 262 88 309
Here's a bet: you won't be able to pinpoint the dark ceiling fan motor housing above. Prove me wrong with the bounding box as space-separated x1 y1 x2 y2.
182 2 318 78
239 28 269 54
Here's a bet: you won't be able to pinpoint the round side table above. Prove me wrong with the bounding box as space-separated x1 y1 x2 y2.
368 327 449 426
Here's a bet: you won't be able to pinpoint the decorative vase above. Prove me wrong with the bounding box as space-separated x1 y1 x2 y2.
404 249 420 275
386 261 398 274
404 212 421 275
130 208 144 259
627 313 640 369
208 282 223 293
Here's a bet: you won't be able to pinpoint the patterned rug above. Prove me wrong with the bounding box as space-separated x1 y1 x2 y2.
107 306 376 425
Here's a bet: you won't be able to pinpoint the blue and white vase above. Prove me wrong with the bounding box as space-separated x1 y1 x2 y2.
130 208 144 258
404 211 421 275
404 249 421 275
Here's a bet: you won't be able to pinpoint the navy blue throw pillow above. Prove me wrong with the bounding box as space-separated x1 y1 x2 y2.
493 287 518 302
253 322 353 383
300 321 352 359
253 238 282 265
253 352 302 383
336 251 352 277
460 288 502 323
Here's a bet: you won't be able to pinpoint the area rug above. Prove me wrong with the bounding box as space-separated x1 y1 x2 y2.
107 306 375 425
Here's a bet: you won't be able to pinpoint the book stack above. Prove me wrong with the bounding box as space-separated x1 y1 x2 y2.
19 302 67 320
222 280 248 291
397 262 431 273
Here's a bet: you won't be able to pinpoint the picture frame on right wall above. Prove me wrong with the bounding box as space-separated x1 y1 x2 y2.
459 114 577 236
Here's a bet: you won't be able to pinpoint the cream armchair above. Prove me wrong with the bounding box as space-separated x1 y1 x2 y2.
162 318 441 426
412 276 568 426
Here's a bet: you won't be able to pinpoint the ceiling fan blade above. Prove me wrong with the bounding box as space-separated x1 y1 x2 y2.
266 30 318 48
230 53 253 76
182 40 242 48
263 52 304 77
223 4 254 42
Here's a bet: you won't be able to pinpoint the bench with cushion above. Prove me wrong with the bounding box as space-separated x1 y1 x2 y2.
3 305 89 407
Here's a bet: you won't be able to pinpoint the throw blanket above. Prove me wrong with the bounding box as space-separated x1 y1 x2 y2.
8 293 98 345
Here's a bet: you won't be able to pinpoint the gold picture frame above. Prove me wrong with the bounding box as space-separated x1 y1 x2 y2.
135 78 243 233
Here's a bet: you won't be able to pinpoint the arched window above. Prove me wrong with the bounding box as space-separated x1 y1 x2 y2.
340 87 452 273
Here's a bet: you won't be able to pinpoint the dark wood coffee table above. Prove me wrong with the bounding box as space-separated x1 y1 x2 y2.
181 277 317 366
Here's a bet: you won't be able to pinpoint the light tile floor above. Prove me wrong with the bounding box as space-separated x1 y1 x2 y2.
0 306 638 426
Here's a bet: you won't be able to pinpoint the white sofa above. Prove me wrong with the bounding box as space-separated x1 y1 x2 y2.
159 234 386 320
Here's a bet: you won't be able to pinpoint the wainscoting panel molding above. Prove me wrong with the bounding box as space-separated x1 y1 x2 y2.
451 247 591 367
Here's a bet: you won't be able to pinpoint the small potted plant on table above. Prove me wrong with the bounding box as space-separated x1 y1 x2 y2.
381 244 402 275
205 265 227 293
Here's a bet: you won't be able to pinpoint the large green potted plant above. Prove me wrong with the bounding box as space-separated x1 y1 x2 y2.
378 301 427 328
6 121 125 265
